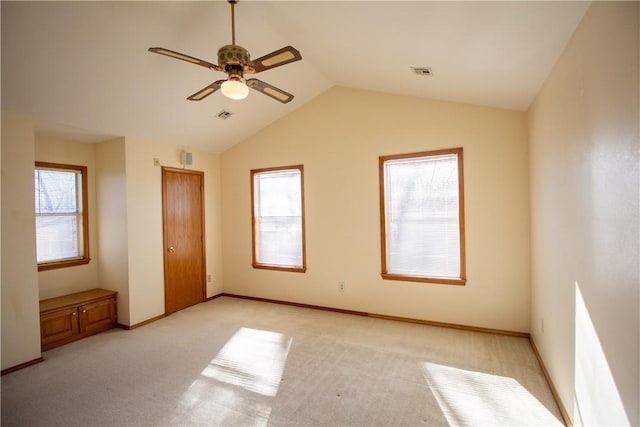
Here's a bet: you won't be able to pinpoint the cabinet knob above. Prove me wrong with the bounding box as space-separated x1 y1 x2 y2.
72 312 77 316
168 246 175 253
82 309 87 313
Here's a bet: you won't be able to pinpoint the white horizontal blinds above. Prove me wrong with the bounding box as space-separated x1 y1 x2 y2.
384 152 461 278
254 169 303 268
34 167 83 263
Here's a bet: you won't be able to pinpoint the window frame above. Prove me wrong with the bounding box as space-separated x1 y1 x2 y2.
379 147 466 285
35 161 90 271
250 164 307 273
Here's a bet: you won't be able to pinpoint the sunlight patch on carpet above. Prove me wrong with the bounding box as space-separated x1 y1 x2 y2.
202 327 293 397
422 362 562 426
174 379 273 426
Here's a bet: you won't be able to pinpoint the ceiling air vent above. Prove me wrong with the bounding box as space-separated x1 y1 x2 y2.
411 66 433 76
216 110 234 120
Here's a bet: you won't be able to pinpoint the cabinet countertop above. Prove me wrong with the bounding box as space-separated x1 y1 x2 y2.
40 289 117 313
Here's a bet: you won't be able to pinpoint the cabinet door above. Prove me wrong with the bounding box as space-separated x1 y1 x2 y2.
41 307 79 350
79 298 116 334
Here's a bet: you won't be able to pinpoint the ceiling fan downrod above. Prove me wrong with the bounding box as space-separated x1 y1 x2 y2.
218 0 250 73
229 0 237 46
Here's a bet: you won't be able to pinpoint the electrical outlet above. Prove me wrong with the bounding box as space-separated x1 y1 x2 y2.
339 281 345 292
541 319 545 334
207 275 212 283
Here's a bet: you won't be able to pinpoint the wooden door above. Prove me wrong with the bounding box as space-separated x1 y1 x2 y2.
162 167 206 315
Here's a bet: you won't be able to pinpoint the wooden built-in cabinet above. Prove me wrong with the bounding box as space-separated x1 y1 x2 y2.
39 289 118 351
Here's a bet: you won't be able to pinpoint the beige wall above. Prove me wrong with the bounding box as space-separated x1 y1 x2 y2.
221 86 531 332
529 2 639 425
95 138 131 325
1 111 41 370
124 138 163 325
124 138 223 325
35 135 100 299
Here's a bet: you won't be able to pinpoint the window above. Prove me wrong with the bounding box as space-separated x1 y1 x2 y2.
34 162 90 271
379 148 466 285
251 165 306 272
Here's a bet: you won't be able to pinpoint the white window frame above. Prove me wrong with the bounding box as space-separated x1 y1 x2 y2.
379 148 466 285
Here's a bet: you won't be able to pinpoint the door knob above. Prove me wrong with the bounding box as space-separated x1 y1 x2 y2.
168 246 175 253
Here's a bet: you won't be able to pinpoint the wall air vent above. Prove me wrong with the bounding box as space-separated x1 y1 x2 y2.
216 110 234 120
411 67 433 76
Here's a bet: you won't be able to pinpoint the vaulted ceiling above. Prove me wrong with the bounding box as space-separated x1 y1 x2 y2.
2 1 590 153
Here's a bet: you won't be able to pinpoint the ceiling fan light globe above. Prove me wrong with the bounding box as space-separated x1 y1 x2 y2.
221 80 249 100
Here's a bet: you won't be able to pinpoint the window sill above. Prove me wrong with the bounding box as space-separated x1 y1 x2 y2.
252 263 306 273
38 257 91 272
381 273 466 286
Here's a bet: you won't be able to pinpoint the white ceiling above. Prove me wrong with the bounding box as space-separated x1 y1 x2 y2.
2 1 590 153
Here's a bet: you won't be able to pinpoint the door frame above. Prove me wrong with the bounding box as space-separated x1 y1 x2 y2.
161 166 207 315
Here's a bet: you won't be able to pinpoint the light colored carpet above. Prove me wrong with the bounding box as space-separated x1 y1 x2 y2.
1 296 563 426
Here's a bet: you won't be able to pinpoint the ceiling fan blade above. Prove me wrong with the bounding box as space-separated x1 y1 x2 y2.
246 78 294 104
187 80 225 101
149 47 223 71
246 46 302 74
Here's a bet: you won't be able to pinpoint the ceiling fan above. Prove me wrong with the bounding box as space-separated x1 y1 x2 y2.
149 0 301 104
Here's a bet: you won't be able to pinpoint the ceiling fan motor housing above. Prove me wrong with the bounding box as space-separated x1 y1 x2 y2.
218 45 250 69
